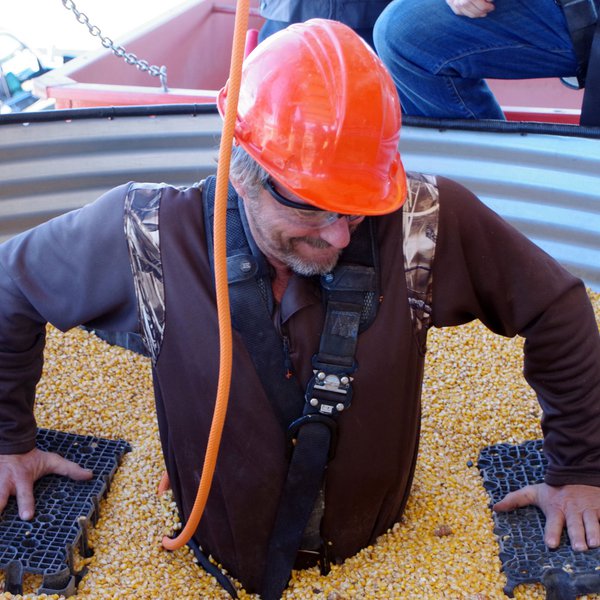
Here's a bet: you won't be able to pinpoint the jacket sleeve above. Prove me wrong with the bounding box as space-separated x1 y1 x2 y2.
431 176 600 487
0 183 139 454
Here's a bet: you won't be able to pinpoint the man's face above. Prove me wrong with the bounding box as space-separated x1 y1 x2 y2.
242 179 365 276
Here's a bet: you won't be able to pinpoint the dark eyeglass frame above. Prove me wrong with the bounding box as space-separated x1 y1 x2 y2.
263 177 325 211
262 178 363 224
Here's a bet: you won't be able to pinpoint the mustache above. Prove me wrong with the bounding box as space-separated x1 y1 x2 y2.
291 236 333 249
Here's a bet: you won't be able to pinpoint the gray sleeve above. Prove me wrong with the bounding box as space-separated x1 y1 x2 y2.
0 183 139 453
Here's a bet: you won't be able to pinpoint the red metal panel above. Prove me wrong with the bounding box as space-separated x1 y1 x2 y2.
31 0 585 125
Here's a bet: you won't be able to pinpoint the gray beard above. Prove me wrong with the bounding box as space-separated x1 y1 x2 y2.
284 248 342 276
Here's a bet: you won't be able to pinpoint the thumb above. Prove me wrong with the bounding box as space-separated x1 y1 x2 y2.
493 485 538 512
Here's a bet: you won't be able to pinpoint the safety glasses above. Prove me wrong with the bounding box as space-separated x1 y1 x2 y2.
263 178 363 229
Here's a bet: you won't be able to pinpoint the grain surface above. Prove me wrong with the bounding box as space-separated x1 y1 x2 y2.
1 291 599 599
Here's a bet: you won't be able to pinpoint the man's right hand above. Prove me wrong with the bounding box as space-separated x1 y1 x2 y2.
446 0 495 18
0 448 93 520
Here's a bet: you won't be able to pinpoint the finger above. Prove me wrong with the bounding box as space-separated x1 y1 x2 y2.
0 487 10 515
464 5 494 18
446 1 473 17
14 479 35 521
43 452 93 480
544 507 566 549
493 486 537 512
474 0 495 15
564 510 587 551
583 509 600 548
446 0 473 16
467 0 495 12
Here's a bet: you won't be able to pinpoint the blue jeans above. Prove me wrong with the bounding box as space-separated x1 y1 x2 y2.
373 0 578 118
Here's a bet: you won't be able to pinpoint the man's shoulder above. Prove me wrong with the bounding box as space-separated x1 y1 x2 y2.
406 171 472 196
127 181 203 201
406 171 438 187
405 172 485 212
124 181 205 221
404 171 440 212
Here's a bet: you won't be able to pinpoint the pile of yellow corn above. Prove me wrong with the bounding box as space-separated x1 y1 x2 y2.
1 290 599 599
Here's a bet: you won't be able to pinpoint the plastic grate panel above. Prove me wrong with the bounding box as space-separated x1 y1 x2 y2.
478 439 600 599
0 428 131 597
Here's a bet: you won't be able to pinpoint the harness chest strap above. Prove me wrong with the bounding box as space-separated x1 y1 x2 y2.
558 0 598 87
580 2 600 125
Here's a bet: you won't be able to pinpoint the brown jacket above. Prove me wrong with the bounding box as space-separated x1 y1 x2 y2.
0 174 599 592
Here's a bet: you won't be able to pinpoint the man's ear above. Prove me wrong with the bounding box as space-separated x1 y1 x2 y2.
230 178 245 200
228 174 249 204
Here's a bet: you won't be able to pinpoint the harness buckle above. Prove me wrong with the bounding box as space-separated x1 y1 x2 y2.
304 368 354 416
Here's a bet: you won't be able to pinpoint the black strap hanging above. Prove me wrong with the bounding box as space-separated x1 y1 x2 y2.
203 176 305 430
557 0 600 125
187 538 240 598
261 420 334 599
558 0 598 88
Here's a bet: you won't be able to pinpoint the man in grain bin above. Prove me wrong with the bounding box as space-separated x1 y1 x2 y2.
0 19 599 599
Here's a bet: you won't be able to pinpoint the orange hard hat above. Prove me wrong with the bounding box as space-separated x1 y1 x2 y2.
217 18 407 215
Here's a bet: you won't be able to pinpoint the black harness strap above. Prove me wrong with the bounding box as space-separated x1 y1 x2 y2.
202 176 305 429
262 222 379 600
558 0 598 88
202 176 379 599
557 0 600 125
261 420 333 599
187 538 240 598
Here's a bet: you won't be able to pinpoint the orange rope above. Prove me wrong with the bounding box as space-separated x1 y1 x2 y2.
161 0 251 551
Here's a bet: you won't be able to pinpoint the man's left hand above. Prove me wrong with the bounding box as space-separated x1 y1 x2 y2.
493 483 600 551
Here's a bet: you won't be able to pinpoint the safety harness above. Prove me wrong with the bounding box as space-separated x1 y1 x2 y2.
200 173 438 599
202 175 379 598
558 0 600 125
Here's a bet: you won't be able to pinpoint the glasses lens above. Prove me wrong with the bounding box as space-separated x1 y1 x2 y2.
263 178 363 228
292 210 340 228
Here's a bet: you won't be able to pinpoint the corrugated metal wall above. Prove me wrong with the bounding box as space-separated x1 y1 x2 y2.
400 121 600 291
1 107 599 290
0 108 223 238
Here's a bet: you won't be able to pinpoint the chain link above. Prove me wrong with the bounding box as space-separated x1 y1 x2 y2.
62 0 168 92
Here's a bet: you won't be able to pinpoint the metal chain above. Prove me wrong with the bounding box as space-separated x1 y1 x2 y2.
61 0 168 92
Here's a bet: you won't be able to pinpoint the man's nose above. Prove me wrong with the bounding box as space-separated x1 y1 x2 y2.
319 216 359 249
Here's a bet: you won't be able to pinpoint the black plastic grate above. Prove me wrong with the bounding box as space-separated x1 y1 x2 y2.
0 428 131 596
478 439 600 599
